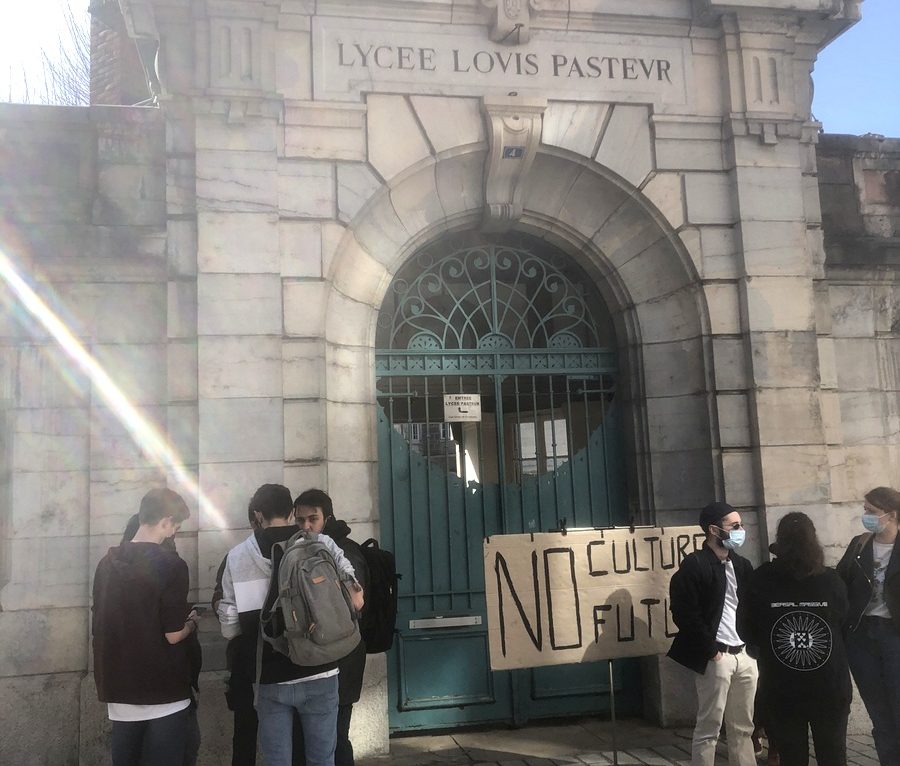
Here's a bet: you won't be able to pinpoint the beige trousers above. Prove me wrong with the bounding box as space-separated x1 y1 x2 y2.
691 649 758 766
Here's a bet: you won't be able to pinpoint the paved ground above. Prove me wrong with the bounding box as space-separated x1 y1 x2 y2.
357 718 879 765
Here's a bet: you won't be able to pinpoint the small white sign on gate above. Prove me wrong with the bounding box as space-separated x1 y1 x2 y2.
444 394 482 422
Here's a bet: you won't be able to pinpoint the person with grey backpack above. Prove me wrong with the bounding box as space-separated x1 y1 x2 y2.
216 484 364 766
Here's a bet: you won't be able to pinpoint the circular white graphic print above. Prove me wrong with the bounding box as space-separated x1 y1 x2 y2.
771 610 832 671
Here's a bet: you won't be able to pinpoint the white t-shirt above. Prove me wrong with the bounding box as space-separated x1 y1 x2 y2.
278 668 339 685
715 559 742 647
866 541 894 618
108 699 190 722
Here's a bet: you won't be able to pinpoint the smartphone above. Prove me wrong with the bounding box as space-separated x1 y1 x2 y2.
191 604 208 616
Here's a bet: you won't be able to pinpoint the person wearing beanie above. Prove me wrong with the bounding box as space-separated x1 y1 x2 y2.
667 501 757 766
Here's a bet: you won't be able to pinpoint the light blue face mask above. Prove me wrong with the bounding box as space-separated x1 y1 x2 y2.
862 513 887 534
721 529 746 550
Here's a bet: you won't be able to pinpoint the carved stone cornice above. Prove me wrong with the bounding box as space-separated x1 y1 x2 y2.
481 96 546 233
481 0 543 45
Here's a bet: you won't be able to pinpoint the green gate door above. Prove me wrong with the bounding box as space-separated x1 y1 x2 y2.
375 235 639 731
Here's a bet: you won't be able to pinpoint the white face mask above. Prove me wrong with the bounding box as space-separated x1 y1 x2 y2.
721 529 746 550
862 513 887 534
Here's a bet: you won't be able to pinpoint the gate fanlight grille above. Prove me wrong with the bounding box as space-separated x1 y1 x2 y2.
377 243 606 353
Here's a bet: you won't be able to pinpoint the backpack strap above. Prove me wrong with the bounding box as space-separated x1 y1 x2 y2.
856 532 873 558
255 538 289 705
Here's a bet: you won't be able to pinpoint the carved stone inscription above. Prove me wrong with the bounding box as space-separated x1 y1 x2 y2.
313 18 689 105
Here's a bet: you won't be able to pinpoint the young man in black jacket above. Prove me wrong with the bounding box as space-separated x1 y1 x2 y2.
294 489 369 766
667 501 757 766
93 488 200 766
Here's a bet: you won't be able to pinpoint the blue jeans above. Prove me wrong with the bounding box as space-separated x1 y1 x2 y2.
111 707 189 766
847 617 900 765
256 676 339 766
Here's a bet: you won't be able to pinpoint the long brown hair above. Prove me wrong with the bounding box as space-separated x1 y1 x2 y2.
774 512 824 579
865 487 900 516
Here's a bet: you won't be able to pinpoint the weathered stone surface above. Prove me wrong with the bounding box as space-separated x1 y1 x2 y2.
542 101 608 158
367 95 432 181
338 163 384 223
283 101 366 160
278 160 336 218
327 401 378 462
327 460 378 524
641 172 685 229
595 104 653 188
684 172 736 225
749 331 820 388
0 609 87 676
89 467 166 536
283 339 325 400
284 400 324 461
198 212 279 274
0 535 90 609
198 398 284 463
281 220 324 278
646 394 711 452
198 336 283 399
758 445 830 505
0 672 81 766
743 276 815 332
410 95 485 153
717 393 751 448
642 338 708 398
704 282 742 335
722 450 760 507
198 274 283 336
197 462 284 532
753 388 824 446
196 148 278 213
284 279 327 337
713 337 750 391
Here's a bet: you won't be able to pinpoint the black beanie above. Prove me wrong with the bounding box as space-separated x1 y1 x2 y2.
699 501 736 533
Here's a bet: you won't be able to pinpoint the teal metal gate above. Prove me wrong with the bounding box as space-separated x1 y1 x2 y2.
375 236 638 731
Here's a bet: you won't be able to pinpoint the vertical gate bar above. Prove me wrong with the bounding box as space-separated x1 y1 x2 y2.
547 375 562 526
493 372 509 535
405 376 418 612
423 376 436 613
564 377 577 526
582 383 595 526
456 374 471 612
530 375 542 528
514 375 526 533
442 375 454 612
600 377 613 525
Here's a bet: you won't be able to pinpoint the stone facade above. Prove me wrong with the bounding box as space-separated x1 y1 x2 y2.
1 0 898 763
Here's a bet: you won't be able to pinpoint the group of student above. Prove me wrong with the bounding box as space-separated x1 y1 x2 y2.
92 483 378 766
667 486 900 766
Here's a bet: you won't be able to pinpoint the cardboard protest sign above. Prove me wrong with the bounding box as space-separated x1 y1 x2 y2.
484 526 704 670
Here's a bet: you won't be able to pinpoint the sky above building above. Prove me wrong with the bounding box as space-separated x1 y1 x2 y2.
0 0 897 135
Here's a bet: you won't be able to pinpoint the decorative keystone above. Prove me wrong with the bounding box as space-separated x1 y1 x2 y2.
481 0 544 45
481 96 546 232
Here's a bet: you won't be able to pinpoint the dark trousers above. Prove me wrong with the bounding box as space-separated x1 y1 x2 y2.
847 617 900 765
230 698 305 765
111 707 189 766
294 703 355 766
185 706 201 766
766 707 847 766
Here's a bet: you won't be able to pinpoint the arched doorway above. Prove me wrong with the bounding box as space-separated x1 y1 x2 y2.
375 231 641 731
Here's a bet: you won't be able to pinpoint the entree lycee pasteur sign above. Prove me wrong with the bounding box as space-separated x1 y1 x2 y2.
484 527 704 670
312 18 690 105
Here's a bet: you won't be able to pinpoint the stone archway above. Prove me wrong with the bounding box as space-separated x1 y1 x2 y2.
322 142 716 523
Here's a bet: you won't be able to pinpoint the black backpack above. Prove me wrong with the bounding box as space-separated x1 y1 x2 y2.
359 539 399 653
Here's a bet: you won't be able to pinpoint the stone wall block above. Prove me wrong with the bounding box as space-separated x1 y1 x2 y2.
641 172 685 230
13 407 89 473
410 95 486 153
285 400 325 462
195 116 277 154
166 401 200 470
278 160 336 218
198 336 283 399
89 405 167 470
829 284 876 338
198 211 279 274
168 340 198 402
650 449 716 512
198 461 285 532
704 282 742 335
93 163 166 226
281 220 324 278
642 339 708 398
634 286 703 343
16 344 89 408
325 344 376 404
713 337 750 391
734 166 805 222
684 173 736 225
327 401 378 462
195 149 278 213
435 149 486 220
820 390 843 446
616 237 693 306
283 101 366 161
167 280 197 340
817 337 837 390
758 445 830 505
553 167 631 241
717 393 751 448
593 205 666 269
367 95 432 181
284 280 327 337
655 137 725 172
10 470 88 538
198 397 284 463
698 227 740 280
0 536 90 609
89 468 167 537
338 163 383 223
833 338 878 392
753 388 823 446
324 291 378 348
521 153 585 225
0 672 82 765
722 450 759 507
91 343 167 406
646 394 710 452
198 274 283 336
390 162 447 240
321 221 348 278
276 22 312 99
92 283 167 343
541 101 608 158
595 104 653 188
166 157 196 216
167 219 198 278
878 338 900 392
830 445 898 504
839 392 889 445
744 277 815 332
747 330 818 390
283 463 327 499
283 339 324 400
739 220 811 277
350 196 412 271
326 460 378 524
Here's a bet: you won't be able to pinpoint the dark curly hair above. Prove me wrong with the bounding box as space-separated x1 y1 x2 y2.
774 512 824 579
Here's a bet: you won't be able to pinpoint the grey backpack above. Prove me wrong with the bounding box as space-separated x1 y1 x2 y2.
260 531 361 667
